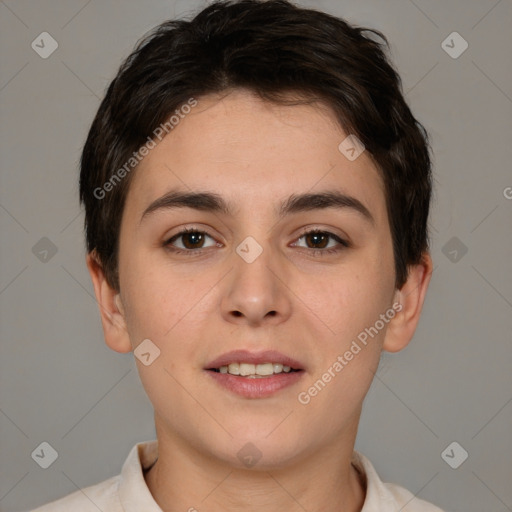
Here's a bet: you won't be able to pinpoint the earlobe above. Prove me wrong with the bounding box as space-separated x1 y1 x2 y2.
382 253 433 353
85 251 132 354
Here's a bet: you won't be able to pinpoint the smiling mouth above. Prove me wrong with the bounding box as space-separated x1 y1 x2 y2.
208 362 302 378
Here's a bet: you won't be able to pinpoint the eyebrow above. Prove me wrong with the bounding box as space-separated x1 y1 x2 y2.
140 189 374 225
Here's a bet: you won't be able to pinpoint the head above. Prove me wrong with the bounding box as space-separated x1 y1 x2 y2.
83 0 432 469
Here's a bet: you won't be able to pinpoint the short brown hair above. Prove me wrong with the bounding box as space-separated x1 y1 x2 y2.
79 0 432 291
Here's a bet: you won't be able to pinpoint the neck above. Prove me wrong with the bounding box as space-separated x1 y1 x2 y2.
145 418 366 512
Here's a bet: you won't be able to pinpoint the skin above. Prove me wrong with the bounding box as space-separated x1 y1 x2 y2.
87 88 432 512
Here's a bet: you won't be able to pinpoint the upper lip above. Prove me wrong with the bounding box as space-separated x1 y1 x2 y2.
205 350 304 370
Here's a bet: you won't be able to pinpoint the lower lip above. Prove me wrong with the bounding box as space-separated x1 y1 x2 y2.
205 370 304 398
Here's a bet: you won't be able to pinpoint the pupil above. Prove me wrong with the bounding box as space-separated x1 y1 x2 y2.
181 232 328 250
184 232 203 249
307 232 327 249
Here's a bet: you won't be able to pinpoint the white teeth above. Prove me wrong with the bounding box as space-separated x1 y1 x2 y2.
217 362 296 377
228 363 240 375
239 363 255 376
256 363 274 376
273 363 283 374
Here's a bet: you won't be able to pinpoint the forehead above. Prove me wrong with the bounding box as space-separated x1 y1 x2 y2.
125 89 386 223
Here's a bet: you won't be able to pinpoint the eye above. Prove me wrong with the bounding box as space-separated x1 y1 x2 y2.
163 227 350 257
292 229 349 255
164 228 218 255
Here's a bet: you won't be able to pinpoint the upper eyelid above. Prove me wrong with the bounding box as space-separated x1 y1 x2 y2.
293 229 350 249
166 227 348 248
168 227 217 241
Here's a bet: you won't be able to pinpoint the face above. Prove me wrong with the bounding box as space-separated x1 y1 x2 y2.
104 89 405 468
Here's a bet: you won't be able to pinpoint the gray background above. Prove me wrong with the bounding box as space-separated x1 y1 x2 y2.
0 0 511 511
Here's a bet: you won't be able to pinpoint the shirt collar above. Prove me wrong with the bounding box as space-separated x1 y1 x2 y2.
118 440 161 511
118 440 399 511
351 450 399 510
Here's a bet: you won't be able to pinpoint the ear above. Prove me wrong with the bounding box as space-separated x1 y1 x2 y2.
382 252 433 353
86 251 132 354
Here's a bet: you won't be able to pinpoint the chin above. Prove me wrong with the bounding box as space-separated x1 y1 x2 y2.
210 429 306 470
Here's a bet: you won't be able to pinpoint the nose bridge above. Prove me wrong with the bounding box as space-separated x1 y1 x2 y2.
221 231 291 325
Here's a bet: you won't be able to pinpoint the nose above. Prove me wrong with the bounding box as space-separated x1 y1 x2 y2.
220 242 292 327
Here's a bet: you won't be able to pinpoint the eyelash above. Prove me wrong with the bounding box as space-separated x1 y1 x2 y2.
163 227 350 257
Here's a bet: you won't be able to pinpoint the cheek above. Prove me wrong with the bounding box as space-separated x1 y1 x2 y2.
119 255 222 380
296 276 393 426
299 258 395 404
119 240 195 331
318 265 394 342
123 273 207 339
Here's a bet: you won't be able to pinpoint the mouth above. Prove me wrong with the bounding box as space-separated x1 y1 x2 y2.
204 350 305 398
207 362 302 378
205 349 305 375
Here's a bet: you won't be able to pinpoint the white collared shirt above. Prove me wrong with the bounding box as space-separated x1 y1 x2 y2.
30 440 445 511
